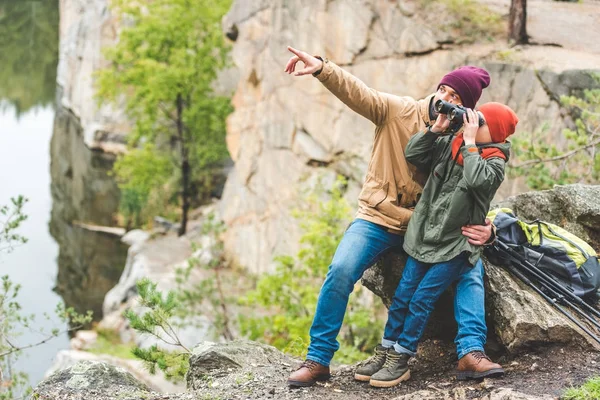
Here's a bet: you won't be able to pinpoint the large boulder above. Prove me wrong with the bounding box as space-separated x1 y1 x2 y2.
33 361 153 400
363 185 600 352
186 340 297 398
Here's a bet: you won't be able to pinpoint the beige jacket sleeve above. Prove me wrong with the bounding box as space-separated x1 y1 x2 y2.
316 60 413 126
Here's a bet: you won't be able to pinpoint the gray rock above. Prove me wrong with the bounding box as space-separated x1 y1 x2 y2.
33 360 152 400
497 184 600 250
186 340 297 398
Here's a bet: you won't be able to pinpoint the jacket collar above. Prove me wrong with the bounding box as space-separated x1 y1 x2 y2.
419 93 436 127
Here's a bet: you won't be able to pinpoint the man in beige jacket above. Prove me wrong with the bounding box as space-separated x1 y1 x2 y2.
284 46 501 387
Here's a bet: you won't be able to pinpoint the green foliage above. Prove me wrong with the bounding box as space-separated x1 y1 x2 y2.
0 276 93 399
111 144 173 228
510 77 600 189
124 278 191 381
0 196 28 253
419 0 504 43
131 345 189 381
563 376 600 400
0 0 59 116
97 0 233 233
239 176 385 364
1 198 93 399
88 328 136 360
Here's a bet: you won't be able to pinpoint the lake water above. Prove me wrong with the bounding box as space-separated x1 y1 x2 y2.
0 106 69 389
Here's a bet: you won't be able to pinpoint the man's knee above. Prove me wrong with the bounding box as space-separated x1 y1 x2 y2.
326 261 362 291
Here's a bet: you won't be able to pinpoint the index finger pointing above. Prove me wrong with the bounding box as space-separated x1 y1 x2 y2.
287 46 304 58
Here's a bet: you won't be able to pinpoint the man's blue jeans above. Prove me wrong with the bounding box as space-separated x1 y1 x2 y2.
382 254 476 357
306 219 486 366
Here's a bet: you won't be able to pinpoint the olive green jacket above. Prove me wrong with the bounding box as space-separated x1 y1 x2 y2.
402 130 511 265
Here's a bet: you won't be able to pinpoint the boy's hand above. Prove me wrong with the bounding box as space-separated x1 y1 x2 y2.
284 46 323 76
430 113 450 133
462 218 493 245
462 108 478 145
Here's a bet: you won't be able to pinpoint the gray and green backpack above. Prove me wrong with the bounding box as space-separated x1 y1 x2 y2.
487 208 600 302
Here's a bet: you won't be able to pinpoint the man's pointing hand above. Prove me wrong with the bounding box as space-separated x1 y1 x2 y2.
284 46 323 76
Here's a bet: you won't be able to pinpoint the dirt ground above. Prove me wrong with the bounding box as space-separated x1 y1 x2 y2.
270 341 600 400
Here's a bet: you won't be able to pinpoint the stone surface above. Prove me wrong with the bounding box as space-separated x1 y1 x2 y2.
58 0 129 153
186 340 297 395
46 350 185 393
33 360 152 400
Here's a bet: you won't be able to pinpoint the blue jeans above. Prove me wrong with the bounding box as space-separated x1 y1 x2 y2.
306 219 487 366
307 219 403 366
382 255 469 356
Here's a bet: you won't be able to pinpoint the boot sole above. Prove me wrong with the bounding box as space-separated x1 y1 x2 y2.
287 374 331 387
354 373 371 382
369 370 411 388
457 368 504 381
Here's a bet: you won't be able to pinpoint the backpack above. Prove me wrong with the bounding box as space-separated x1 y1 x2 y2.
486 208 600 302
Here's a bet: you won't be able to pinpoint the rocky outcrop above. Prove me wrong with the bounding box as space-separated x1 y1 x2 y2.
33 361 153 400
46 350 184 393
34 342 567 399
58 0 129 153
363 184 600 352
219 0 600 274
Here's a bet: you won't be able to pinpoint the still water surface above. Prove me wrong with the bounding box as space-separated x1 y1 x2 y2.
0 106 69 388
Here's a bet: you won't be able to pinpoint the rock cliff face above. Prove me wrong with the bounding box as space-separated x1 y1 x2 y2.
218 0 600 274
58 0 129 153
52 0 131 321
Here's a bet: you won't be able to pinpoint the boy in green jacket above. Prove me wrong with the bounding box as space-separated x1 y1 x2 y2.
364 103 518 387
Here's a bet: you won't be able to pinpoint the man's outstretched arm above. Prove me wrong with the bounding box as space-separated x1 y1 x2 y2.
284 46 408 126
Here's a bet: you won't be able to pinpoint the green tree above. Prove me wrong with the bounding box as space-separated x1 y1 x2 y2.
511 76 600 189
97 0 233 235
0 0 59 116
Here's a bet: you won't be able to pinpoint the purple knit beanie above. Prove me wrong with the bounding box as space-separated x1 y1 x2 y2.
438 66 491 109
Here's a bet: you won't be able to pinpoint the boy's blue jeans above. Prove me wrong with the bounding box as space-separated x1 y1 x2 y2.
306 219 486 367
382 254 475 357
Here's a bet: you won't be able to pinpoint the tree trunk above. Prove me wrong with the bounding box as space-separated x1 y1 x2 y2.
176 93 190 236
509 0 528 45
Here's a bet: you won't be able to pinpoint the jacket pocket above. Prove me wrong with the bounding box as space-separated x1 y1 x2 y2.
398 180 420 209
359 175 389 208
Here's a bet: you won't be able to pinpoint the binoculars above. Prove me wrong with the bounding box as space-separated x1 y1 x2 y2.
434 100 484 132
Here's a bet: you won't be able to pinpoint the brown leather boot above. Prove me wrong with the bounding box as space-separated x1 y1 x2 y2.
287 360 331 387
457 351 504 380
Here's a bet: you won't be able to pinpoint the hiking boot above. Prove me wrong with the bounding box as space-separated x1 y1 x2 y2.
457 350 504 380
369 349 411 388
287 359 331 387
354 345 389 381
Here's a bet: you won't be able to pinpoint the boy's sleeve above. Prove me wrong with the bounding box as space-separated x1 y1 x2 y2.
461 145 506 195
316 60 412 126
405 129 439 171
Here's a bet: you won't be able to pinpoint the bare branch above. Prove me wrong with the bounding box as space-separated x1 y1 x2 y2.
511 137 600 168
